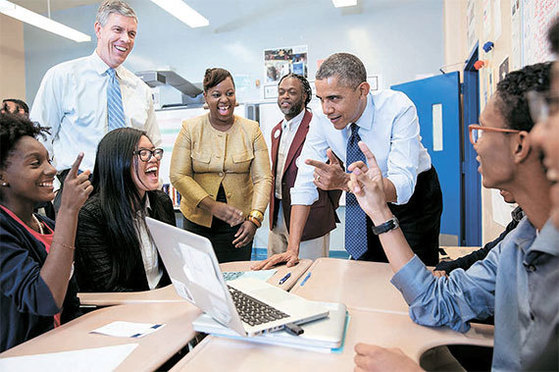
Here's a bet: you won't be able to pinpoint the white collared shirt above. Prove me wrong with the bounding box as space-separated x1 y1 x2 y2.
135 196 163 290
30 51 161 172
291 90 432 206
275 109 306 199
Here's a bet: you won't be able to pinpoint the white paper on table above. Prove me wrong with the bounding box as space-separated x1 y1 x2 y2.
90 321 165 338
0 344 138 371
229 269 277 281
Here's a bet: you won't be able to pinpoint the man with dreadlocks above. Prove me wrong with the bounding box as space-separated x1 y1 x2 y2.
266 73 342 260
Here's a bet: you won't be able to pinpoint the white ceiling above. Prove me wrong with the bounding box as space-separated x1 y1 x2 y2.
10 0 99 13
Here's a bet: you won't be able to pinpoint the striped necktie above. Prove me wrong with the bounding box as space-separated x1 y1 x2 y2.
345 123 368 259
106 68 125 131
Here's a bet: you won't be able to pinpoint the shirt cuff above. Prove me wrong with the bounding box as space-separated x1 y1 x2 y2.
290 186 319 206
386 174 414 205
390 255 435 305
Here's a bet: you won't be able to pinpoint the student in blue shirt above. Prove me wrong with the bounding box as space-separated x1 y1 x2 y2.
0 114 92 351
350 62 557 371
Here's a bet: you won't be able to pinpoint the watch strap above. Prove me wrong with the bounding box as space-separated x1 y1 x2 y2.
371 216 399 235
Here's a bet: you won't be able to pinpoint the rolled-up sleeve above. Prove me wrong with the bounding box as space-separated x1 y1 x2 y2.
290 115 330 205
250 128 272 213
385 95 421 205
0 231 59 316
170 121 211 207
391 251 498 333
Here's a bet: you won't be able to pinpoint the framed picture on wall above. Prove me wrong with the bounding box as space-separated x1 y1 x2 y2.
368 75 379 91
263 84 278 99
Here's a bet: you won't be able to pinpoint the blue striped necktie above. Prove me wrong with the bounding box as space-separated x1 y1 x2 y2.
345 123 368 259
106 68 125 131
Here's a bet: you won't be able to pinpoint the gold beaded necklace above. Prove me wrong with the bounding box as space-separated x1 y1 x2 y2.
32 214 44 235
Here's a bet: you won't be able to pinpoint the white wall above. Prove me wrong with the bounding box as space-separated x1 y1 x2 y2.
1 14 26 100
22 0 444 253
24 0 444 105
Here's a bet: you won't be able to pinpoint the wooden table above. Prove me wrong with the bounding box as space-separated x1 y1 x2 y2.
170 309 494 371
0 303 202 371
79 259 313 306
290 258 409 314
440 246 480 261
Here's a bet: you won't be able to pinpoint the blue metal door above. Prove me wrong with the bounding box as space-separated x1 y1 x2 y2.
391 72 461 244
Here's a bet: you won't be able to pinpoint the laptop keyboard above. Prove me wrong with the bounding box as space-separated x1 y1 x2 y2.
227 286 290 326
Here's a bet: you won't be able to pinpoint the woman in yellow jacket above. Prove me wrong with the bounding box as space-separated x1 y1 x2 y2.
170 68 272 263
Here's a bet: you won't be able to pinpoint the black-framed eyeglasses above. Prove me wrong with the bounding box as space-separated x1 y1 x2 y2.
134 148 164 162
526 90 559 124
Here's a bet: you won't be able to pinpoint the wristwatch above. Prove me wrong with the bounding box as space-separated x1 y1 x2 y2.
371 216 399 235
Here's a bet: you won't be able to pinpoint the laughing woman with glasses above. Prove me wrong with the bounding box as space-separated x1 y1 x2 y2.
75 128 175 292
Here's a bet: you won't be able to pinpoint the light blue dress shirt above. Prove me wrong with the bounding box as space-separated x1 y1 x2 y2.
30 52 161 172
392 218 559 371
290 90 431 206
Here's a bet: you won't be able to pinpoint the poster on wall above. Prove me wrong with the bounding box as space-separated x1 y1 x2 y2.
467 0 476 51
511 0 522 70
263 45 308 99
522 0 559 66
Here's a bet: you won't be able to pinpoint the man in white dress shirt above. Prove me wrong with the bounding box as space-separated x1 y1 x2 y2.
30 0 160 209
254 53 442 270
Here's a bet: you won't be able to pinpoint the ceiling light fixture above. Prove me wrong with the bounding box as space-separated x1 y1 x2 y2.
332 0 358 8
150 0 209 28
0 0 91 43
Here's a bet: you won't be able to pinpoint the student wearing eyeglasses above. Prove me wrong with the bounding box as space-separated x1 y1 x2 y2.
74 128 175 292
350 62 556 371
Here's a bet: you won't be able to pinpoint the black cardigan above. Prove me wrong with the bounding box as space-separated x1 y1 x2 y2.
0 209 80 352
74 190 175 292
435 206 524 273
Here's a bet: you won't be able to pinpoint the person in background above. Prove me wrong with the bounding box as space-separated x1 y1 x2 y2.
75 128 174 292
433 190 522 277
0 114 92 352
350 62 556 371
1 99 29 118
255 53 442 270
170 68 272 263
267 73 341 261
30 0 160 211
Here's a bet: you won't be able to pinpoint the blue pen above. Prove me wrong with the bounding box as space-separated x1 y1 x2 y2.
300 272 311 286
278 272 291 284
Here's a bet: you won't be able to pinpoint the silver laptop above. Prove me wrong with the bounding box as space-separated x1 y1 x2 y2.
193 301 348 350
146 217 329 337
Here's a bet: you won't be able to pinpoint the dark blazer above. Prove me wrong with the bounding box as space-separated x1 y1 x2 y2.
269 109 341 241
75 190 175 292
0 209 80 352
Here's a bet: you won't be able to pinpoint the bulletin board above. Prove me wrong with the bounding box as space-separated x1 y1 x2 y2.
521 0 559 66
